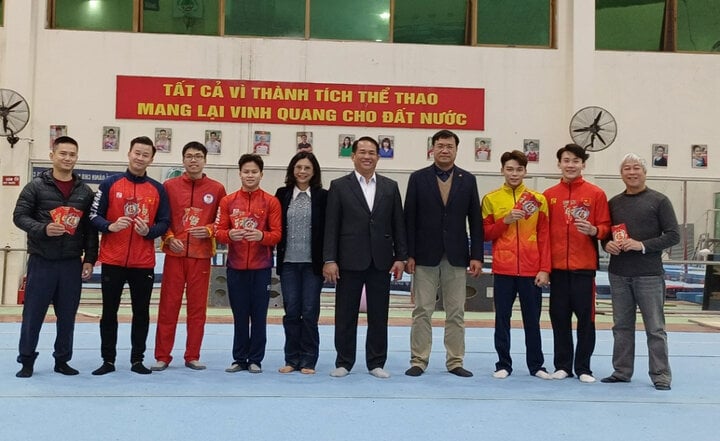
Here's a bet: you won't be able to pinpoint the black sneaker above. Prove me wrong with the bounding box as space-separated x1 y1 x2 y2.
54 362 79 376
449 367 474 377
92 362 116 376
405 366 424 377
600 375 629 383
131 362 152 375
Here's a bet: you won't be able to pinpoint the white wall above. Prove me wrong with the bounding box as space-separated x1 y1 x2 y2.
0 0 719 303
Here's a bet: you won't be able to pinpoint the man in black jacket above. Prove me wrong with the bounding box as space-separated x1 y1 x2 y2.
404 130 484 377
13 136 98 378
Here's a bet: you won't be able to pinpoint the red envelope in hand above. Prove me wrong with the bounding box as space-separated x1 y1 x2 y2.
514 191 540 219
182 207 203 231
50 206 83 235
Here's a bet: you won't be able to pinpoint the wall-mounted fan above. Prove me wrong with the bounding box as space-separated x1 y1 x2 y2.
569 106 617 152
0 89 30 148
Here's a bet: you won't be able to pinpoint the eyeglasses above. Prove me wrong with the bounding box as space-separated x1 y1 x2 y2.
184 154 205 161
434 143 456 151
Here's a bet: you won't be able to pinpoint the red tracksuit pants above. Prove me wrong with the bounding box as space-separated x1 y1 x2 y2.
154 255 211 364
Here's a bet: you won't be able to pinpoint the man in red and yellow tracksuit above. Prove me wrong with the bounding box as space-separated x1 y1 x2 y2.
544 144 610 383
482 150 551 380
89 136 170 375
215 154 282 374
152 142 226 372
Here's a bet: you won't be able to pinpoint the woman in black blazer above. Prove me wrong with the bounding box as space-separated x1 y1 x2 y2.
274 152 328 374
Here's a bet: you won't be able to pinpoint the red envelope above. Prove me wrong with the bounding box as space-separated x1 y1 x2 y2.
612 223 628 242
182 207 203 231
514 191 540 219
49 206 83 235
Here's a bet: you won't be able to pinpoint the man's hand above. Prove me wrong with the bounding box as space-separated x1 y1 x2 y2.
46 222 66 237
574 219 598 236
504 209 524 224
323 262 339 284
620 238 643 252
467 259 483 277
109 216 134 233
390 261 405 280
81 263 93 281
535 271 549 287
133 217 150 237
188 226 211 239
405 257 416 275
604 241 622 255
167 237 185 253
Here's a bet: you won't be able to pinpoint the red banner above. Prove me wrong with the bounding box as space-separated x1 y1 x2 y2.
116 76 484 130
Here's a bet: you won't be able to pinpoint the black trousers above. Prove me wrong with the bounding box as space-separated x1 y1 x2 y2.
99 264 154 364
334 266 391 371
549 270 597 376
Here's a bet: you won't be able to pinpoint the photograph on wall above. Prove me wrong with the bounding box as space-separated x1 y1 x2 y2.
49 125 67 148
297 131 313 152
378 135 395 159
523 139 539 162
205 130 222 155
426 137 434 161
338 134 355 157
652 144 668 167
154 128 172 153
475 137 492 162
102 126 120 151
692 144 708 168
253 130 271 155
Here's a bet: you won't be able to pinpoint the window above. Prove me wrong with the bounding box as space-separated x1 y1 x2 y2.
143 0 220 35
310 0 390 42
54 0 133 32
596 0 720 53
393 0 468 45
224 0 305 38
477 0 552 47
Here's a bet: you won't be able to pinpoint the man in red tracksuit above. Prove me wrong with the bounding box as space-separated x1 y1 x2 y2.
89 136 170 375
544 143 610 383
151 142 226 372
215 154 282 374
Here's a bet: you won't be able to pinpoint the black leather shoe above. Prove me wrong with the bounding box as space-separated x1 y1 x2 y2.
601 375 629 383
54 362 79 376
16 364 33 378
405 366 424 377
449 367 474 377
92 362 116 376
131 362 152 375
654 383 671 391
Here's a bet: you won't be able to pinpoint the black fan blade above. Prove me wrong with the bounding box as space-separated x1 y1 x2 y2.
6 100 23 111
593 111 603 125
2 116 9 134
596 132 607 145
573 127 590 132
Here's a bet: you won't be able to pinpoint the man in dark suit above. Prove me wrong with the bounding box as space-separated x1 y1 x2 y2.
323 136 407 379
404 129 484 378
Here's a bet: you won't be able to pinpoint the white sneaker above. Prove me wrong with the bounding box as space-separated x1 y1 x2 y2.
185 360 207 370
579 373 596 383
552 370 569 380
150 361 168 372
534 370 552 380
248 363 262 373
369 367 391 379
330 367 349 377
492 369 510 379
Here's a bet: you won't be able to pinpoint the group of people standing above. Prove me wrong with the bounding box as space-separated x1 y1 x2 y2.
13 130 679 391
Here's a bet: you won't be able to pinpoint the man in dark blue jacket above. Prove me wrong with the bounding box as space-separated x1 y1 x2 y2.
404 130 484 377
13 136 98 378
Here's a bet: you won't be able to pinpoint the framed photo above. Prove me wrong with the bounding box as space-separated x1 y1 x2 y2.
338 134 355 157
205 130 222 155
523 139 539 162
49 125 67 149
102 126 120 151
426 137 434 161
651 144 668 167
691 144 707 168
475 137 492 162
253 130 271 155
154 128 172 153
378 135 394 159
297 131 313 152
